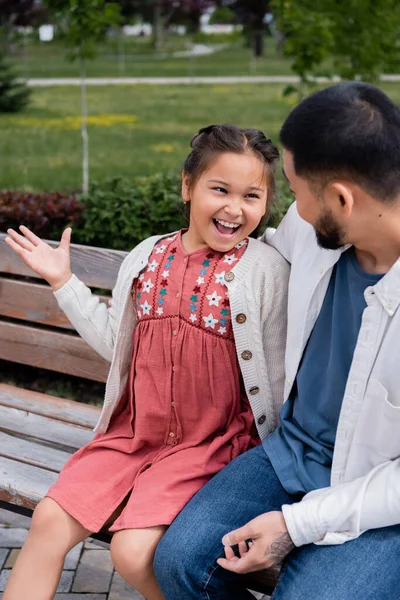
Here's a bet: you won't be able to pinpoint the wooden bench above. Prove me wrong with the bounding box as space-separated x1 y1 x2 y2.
0 232 279 595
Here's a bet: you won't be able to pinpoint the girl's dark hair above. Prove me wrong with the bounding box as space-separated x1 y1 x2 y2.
183 124 280 237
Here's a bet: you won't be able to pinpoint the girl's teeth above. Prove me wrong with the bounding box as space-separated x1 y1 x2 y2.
216 219 239 229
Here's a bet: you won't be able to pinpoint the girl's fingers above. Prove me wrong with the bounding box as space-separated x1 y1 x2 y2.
19 225 41 246
59 227 72 251
5 236 31 260
6 229 36 252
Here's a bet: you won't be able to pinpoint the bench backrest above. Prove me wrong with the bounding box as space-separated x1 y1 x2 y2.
0 233 127 382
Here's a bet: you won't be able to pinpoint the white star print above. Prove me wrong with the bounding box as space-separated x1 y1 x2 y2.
166 235 177 241
223 253 238 266
207 290 222 307
157 307 164 315
214 272 226 285
147 260 159 272
155 244 167 254
137 310 142 318
203 313 218 329
235 240 246 249
142 278 154 293
139 273 145 281
141 300 152 315
189 313 197 322
196 276 205 285
162 270 170 278
218 326 227 335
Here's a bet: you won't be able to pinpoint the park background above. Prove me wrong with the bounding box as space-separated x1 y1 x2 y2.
1 0 400 402
1 3 400 597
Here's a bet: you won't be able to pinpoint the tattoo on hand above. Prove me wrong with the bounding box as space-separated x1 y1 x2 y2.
265 532 295 563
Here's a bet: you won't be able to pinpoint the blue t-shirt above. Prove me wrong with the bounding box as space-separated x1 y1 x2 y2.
263 247 383 495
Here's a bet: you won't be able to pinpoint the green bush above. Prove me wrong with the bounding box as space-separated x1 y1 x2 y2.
270 179 293 228
76 172 184 251
209 7 235 25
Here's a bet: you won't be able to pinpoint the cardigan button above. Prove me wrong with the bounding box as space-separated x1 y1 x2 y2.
224 272 235 282
249 386 259 395
241 350 252 360
257 415 266 425
236 313 247 324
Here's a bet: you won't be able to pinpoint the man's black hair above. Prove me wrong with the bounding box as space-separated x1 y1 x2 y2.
280 82 400 201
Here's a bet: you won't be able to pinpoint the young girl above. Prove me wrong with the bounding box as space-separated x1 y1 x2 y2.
4 124 289 600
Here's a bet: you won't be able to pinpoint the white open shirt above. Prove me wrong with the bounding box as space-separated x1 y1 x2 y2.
262 203 400 547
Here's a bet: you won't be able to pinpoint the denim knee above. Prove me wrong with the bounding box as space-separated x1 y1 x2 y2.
154 526 206 598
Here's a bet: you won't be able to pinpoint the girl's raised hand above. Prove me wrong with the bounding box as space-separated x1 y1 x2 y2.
5 226 73 291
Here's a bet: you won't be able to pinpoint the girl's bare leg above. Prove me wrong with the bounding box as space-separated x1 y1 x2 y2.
3 498 91 600
110 526 167 600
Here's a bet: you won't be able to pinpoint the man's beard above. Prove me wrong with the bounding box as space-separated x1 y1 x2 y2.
314 209 345 250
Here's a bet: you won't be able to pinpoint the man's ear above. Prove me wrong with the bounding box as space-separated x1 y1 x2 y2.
328 181 355 219
182 172 191 203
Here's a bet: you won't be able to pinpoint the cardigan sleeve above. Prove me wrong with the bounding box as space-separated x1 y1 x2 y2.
53 246 141 362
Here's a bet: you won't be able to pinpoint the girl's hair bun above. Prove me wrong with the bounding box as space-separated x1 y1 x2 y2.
191 125 218 147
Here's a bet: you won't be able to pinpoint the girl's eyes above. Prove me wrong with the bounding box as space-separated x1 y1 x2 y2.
211 188 260 199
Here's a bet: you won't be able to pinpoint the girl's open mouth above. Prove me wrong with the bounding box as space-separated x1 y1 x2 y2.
213 218 241 236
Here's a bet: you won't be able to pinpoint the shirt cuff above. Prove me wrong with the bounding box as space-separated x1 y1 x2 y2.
282 501 326 547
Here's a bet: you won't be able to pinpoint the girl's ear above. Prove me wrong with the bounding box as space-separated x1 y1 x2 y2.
182 171 191 203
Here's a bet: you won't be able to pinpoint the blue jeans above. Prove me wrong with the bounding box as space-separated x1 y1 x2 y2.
154 445 400 600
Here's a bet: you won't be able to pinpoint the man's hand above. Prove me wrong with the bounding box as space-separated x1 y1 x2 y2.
217 511 294 574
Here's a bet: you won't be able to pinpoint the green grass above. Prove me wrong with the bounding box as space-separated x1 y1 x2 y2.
9 37 294 79
0 83 295 190
2 82 400 192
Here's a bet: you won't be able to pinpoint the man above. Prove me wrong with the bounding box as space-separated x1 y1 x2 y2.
153 82 400 599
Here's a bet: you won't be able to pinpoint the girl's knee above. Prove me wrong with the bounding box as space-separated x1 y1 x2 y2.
110 530 158 582
31 498 65 535
30 498 88 551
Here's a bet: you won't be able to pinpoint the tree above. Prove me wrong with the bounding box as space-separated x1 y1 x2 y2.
230 0 270 57
271 0 332 97
45 0 121 194
0 49 31 112
272 0 400 96
324 0 400 81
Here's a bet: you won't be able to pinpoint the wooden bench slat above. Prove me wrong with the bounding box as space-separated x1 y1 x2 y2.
0 431 72 473
0 384 100 428
0 233 126 290
0 321 110 382
0 456 58 510
0 277 109 330
0 405 94 450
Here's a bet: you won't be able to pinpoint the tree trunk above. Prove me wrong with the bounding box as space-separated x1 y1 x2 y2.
153 1 162 50
252 29 264 57
80 56 89 195
117 27 125 75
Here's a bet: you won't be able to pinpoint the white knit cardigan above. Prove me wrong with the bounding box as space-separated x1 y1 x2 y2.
54 234 289 438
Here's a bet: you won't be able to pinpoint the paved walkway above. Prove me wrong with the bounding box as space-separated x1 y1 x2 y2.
0 509 268 599
26 74 400 86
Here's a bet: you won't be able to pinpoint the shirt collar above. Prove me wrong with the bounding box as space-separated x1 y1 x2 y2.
372 257 400 316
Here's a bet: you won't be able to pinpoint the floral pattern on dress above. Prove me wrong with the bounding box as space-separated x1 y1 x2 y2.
133 232 248 340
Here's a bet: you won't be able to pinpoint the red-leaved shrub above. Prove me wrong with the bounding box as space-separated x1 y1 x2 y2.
0 191 84 240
